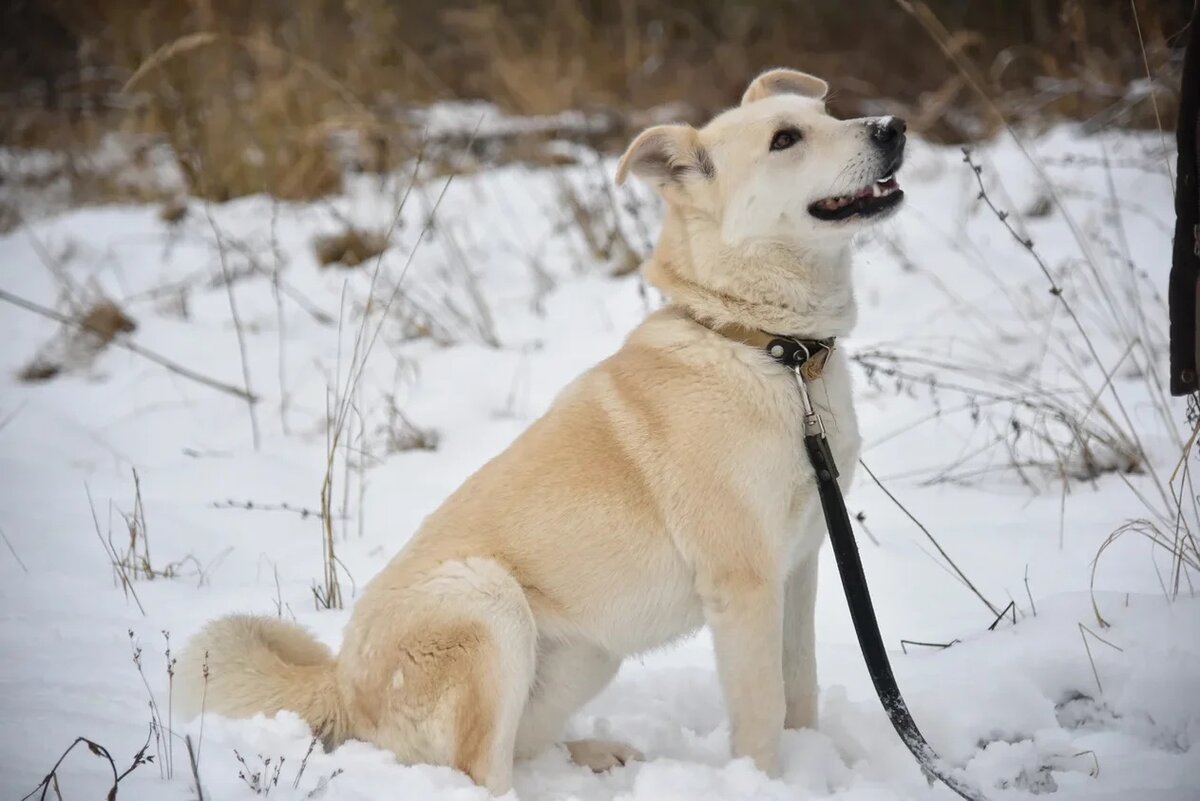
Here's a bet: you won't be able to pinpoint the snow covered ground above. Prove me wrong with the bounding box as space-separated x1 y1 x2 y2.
0 122 1197 800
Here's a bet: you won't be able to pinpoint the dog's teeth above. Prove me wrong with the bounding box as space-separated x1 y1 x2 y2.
871 183 883 198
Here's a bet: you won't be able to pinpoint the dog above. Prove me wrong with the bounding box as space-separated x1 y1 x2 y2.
175 67 906 794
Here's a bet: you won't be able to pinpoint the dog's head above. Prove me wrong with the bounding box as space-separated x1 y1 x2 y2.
616 68 905 249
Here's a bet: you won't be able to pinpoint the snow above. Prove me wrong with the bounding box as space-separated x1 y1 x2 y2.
406 100 608 139
1 124 1198 801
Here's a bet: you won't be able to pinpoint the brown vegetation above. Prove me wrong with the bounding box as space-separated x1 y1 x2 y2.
0 1 1187 204
314 227 389 269
19 298 137 382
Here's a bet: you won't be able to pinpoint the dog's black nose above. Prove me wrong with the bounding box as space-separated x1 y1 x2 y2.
870 116 907 148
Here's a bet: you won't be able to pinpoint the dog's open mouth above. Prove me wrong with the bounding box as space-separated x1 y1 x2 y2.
808 175 903 221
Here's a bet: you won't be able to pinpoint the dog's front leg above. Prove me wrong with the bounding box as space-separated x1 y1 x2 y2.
782 553 819 730
698 566 785 776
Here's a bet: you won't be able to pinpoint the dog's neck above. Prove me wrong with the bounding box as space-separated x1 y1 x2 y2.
644 210 858 338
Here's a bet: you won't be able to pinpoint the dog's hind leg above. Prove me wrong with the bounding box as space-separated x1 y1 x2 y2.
443 559 538 794
514 639 643 771
359 558 536 795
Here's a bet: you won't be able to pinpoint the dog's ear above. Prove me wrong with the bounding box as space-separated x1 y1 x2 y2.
741 68 829 105
615 125 713 187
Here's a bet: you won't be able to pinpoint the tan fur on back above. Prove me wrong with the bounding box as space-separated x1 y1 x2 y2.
175 67 905 794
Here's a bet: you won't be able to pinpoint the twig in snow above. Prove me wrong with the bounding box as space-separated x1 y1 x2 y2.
1078 622 1124 695
88 485 146 615
1024 565 1037 617
0 523 29 573
201 203 260 449
0 288 257 403
185 735 206 801
292 736 320 789
197 651 209 768
853 511 881 547
1090 518 1200 627
20 728 154 801
164 631 176 782
302 769 343 799
211 499 321 519
266 199 293 435
987 600 1017 631
0 401 25 433
900 639 960 654
235 750 285 796
129 630 174 779
21 222 84 313
858 458 1002 618
1073 750 1101 778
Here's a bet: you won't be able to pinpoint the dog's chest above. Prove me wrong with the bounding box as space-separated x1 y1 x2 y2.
761 354 861 563
796 359 860 485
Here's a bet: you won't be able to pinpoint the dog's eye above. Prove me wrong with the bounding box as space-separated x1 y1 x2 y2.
769 128 802 152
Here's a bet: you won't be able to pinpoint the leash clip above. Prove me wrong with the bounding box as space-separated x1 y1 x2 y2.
793 365 827 438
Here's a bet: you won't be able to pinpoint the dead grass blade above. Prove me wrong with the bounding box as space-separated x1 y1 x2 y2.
19 728 154 801
859 458 1002 618
0 523 28 574
0 288 257 403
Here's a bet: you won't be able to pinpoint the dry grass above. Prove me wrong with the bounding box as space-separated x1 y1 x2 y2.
849 134 1197 623
18 729 154 801
556 152 647 277
120 31 352 202
314 227 389 269
159 196 188 223
128 630 178 781
85 470 223 622
0 1 1186 206
19 298 137 382
234 750 285 796
80 300 138 340
380 402 439 455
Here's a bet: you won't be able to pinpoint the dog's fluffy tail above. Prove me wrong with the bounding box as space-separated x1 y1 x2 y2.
175 615 350 742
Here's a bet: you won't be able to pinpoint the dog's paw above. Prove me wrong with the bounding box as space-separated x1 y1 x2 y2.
565 739 644 772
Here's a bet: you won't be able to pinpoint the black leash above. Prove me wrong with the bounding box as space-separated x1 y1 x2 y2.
769 338 989 801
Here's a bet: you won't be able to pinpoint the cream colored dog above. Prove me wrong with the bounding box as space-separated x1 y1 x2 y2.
176 68 906 794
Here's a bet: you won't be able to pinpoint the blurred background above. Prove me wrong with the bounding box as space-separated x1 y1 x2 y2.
0 0 1189 208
